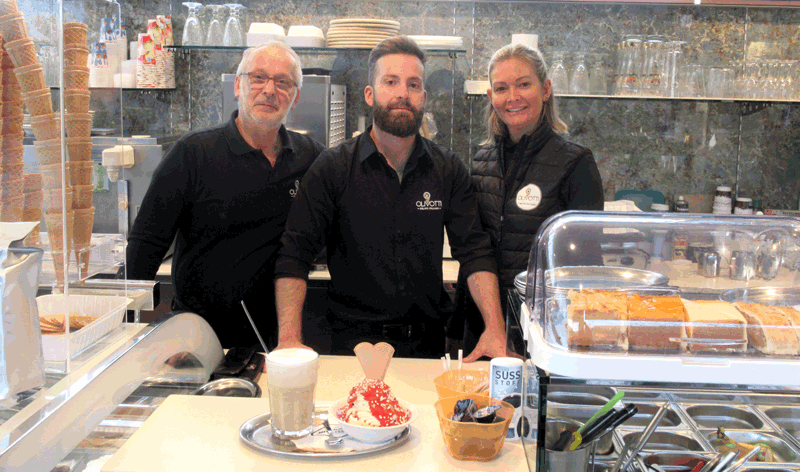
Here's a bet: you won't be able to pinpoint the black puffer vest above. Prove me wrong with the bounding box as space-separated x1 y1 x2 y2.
471 128 603 287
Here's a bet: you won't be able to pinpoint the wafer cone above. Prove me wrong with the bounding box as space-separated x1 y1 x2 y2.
33 137 64 166
5 38 35 68
23 172 42 192
0 161 22 181
51 250 67 290
2 98 23 117
1 82 19 101
21 191 41 239
0 193 23 221
1 144 22 164
64 67 89 90
30 113 61 142
21 89 52 116
69 160 92 186
63 45 90 68
45 209 73 252
65 137 91 161
73 206 94 279
64 90 90 114
43 187 72 214
0 0 19 17
0 176 21 199
0 12 29 43
65 112 91 138
72 184 93 209
0 114 22 134
13 64 45 93
63 23 88 46
0 51 13 70
40 162 70 189
1 131 22 151
22 222 40 246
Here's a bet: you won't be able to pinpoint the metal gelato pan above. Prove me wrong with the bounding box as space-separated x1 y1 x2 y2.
671 392 741 403
624 403 685 428
615 428 707 452
702 430 800 463
749 395 800 406
546 406 617 456
682 404 766 430
761 407 800 441
547 391 611 406
642 452 713 472
740 468 800 472
620 390 668 401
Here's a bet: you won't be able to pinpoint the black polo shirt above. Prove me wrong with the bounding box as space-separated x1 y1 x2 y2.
126 111 324 347
275 127 496 323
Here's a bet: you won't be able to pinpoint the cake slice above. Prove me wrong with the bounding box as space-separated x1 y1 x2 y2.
733 303 800 356
566 289 628 350
627 294 687 351
682 300 747 353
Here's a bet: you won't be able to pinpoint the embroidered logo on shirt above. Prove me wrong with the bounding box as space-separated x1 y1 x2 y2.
416 191 442 210
516 184 542 211
289 180 299 198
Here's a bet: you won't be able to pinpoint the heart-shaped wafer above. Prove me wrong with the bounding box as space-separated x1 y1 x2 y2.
353 342 395 380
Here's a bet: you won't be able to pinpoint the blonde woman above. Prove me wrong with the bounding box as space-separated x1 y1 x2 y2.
456 44 603 355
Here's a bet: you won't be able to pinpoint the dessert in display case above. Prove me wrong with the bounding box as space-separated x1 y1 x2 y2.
518 211 800 471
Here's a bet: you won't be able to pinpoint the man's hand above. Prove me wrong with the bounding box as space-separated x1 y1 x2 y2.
464 329 506 362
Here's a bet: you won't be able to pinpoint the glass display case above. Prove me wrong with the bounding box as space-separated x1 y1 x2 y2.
517 211 800 471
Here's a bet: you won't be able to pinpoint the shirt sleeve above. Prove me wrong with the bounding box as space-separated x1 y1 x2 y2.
274 152 340 280
562 150 604 211
444 153 498 278
125 140 192 280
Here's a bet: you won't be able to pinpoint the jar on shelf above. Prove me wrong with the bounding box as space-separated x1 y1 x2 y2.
734 197 754 215
674 195 689 212
713 186 733 214
651 203 670 212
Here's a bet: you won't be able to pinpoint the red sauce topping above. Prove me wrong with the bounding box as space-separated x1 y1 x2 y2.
338 378 410 427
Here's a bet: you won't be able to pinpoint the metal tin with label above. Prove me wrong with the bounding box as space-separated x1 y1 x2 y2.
490 357 524 439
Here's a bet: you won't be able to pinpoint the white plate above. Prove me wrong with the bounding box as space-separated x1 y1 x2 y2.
330 18 400 26
328 26 400 34
326 34 394 40
286 36 325 48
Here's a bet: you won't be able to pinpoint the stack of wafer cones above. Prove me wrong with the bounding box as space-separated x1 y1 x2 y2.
0 2 25 226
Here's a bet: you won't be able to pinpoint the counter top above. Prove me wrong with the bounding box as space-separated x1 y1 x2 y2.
157 258 461 284
103 356 528 472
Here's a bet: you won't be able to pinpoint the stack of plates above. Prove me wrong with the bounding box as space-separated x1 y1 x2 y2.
326 18 400 49
408 35 463 50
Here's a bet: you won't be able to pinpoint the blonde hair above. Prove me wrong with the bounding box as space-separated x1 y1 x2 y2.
483 44 567 145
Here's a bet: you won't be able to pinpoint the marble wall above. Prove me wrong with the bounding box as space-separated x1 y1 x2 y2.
24 0 800 210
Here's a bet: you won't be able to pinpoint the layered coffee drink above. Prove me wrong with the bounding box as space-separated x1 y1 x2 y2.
266 348 319 439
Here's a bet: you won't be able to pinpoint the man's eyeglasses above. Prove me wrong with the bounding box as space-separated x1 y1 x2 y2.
240 72 297 93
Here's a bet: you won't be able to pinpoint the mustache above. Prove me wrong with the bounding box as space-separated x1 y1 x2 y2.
387 100 412 109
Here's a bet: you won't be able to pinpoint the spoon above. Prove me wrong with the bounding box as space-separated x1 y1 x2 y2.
323 418 346 447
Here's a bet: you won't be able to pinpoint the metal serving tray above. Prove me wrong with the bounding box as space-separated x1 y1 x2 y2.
720 287 800 305
680 404 767 430
700 430 800 463
544 266 670 291
671 392 743 403
759 407 800 445
620 402 686 429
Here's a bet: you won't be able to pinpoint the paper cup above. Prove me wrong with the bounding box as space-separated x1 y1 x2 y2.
0 161 22 181
73 206 94 279
64 45 90 68
40 162 71 190
64 67 90 90
23 172 42 192
43 187 72 215
34 137 64 166
0 114 22 135
0 176 21 199
65 112 91 138
13 64 46 93
70 161 92 186
21 89 52 116
65 137 92 161
0 0 19 17
0 12 29 43
72 184 93 209
1 143 22 164
2 98 23 117
0 192 23 221
63 22 88 46
5 38 36 68
29 113 61 141
64 90 90 114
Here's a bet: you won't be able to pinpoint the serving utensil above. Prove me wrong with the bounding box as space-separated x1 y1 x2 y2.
241 300 269 354
613 402 669 472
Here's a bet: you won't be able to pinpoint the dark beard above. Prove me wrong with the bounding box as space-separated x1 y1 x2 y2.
373 102 424 138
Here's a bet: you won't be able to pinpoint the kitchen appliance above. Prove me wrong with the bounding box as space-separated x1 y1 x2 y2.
222 73 347 148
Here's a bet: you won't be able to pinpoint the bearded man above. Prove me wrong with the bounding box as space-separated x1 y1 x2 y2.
125 42 324 350
273 36 508 359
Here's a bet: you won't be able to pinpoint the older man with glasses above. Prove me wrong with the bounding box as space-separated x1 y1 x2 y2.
125 42 325 350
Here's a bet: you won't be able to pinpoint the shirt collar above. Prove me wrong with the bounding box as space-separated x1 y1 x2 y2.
358 125 427 168
224 110 295 158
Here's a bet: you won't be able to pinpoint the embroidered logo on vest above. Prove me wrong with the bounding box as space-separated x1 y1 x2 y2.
289 180 299 197
416 191 442 210
516 184 542 211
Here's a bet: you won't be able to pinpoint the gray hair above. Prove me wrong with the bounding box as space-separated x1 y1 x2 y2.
483 43 567 145
236 41 304 91
368 35 426 87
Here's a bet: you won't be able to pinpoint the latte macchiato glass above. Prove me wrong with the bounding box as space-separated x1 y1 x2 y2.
266 348 319 440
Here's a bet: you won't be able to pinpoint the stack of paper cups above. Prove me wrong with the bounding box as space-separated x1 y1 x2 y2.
164 49 175 88
136 33 156 88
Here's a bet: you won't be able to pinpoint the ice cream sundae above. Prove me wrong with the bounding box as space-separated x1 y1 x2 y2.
337 378 411 427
